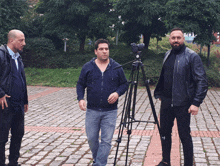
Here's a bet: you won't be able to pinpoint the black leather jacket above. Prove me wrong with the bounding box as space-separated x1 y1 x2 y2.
0 45 28 105
154 47 208 107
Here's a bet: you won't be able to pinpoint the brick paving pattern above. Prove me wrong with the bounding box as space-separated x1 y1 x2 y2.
4 86 220 166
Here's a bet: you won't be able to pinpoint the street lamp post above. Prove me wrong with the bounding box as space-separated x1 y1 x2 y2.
63 38 69 52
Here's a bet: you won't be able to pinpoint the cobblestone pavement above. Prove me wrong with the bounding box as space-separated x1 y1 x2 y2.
4 86 220 166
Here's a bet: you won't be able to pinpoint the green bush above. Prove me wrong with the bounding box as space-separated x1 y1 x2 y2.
205 67 220 87
148 37 170 54
199 52 220 87
21 36 220 87
25 37 56 57
110 45 136 69
22 37 96 68
141 51 164 85
22 37 56 68
46 51 95 69
110 44 151 69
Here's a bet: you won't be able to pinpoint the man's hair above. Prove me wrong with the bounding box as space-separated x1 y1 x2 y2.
94 39 109 50
170 27 184 34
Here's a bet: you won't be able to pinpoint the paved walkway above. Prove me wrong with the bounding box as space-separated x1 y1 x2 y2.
5 86 220 166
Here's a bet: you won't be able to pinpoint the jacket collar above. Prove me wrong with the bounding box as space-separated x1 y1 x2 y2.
0 45 11 59
91 57 114 65
163 45 186 64
7 46 20 60
91 57 115 71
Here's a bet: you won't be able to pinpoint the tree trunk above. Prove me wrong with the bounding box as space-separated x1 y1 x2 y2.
207 44 210 67
78 34 86 53
157 38 159 53
143 32 151 50
79 39 85 53
200 45 202 54
116 30 119 45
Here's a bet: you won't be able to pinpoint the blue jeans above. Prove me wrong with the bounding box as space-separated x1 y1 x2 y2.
85 109 117 166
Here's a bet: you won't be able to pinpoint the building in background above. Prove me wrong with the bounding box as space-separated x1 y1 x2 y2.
213 32 220 45
184 33 196 43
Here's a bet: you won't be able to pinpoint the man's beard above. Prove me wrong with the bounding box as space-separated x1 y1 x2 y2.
171 43 184 51
18 50 23 54
17 48 23 54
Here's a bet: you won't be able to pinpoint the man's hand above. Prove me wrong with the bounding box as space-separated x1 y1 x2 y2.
108 92 119 104
24 104 28 113
79 100 86 111
0 95 11 109
188 105 199 115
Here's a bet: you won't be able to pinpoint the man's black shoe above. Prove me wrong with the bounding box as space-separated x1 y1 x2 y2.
7 164 21 166
156 161 171 166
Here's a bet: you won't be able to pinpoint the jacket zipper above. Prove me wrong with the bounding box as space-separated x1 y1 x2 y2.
172 58 179 107
177 60 180 73
8 52 13 95
100 71 104 103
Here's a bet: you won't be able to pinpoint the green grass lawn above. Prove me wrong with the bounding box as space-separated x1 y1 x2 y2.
25 67 132 88
25 68 82 87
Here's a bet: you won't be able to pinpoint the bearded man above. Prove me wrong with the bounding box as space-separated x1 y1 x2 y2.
154 27 208 166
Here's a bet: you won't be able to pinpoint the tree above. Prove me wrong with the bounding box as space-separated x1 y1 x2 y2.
35 0 115 52
0 0 28 44
19 4 45 39
114 0 168 49
165 0 220 67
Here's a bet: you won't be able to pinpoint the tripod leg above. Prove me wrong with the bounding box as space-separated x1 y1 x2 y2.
113 90 129 166
113 67 136 166
125 114 132 166
131 65 139 120
124 64 139 166
140 64 161 136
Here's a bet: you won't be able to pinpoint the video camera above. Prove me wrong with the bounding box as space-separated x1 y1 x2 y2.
131 43 145 54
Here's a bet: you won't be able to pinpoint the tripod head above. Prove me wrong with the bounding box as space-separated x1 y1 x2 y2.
113 43 145 70
131 43 145 59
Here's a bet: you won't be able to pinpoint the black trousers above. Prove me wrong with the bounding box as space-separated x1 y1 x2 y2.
160 97 193 166
0 103 24 166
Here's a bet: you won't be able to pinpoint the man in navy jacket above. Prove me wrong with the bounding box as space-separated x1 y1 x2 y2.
77 39 128 166
0 29 28 166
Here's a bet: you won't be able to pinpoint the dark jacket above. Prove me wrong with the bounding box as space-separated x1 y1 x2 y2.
0 45 28 105
77 58 128 111
154 47 208 107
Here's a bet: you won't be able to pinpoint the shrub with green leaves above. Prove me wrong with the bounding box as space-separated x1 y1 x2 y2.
21 36 220 87
205 67 220 87
22 37 56 68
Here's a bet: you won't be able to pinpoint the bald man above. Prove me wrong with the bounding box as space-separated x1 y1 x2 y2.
0 29 28 166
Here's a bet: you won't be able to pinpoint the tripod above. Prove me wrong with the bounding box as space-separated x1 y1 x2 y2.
113 52 161 166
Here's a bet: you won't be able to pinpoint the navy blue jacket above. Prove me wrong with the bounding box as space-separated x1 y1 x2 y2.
0 45 28 105
77 58 128 111
154 47 208 107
